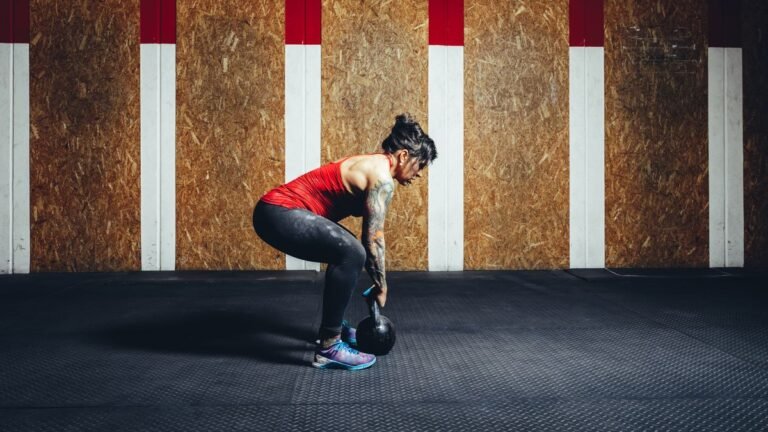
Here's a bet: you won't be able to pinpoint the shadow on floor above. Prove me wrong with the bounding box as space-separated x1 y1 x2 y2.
86 308 316 367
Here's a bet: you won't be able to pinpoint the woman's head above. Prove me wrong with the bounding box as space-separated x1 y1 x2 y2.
381 113 437 170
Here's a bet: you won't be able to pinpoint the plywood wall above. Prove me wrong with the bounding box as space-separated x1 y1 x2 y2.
464 0 570 269
604 0 708 268
176 1 285 270
743 0 768 268
23 1 761 272
29 0 140 271
321 0 429 270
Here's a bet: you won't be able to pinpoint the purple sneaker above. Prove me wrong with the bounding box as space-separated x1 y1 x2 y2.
312 339 376 370
341 320 357 347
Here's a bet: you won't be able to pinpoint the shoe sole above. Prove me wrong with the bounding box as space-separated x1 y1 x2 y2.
311 356 376 370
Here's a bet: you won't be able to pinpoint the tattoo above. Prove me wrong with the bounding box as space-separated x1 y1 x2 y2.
362 177 394 291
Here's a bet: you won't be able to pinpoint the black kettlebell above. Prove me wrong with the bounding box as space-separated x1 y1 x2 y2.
356 286 396 355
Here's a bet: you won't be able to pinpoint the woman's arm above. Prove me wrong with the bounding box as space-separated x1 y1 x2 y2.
362 175 394 307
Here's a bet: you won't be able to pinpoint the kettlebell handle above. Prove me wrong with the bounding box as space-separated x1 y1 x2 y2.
362 285 381 321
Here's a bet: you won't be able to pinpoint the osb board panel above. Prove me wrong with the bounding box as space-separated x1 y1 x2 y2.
604 0 708 268
321 0 428 270
176 1 284 270
743 0 768 268
464 0 569 269
29 1 140 271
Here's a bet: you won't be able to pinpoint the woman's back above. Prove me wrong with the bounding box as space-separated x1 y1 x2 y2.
260 153 392 222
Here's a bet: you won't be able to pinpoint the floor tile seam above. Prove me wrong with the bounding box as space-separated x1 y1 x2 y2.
582 298 768 329
390 324 671 333
593 291 768 371
560 270 599 283
4 323 758 340
2 397 768 411
656 326 768 372
54 294 326 302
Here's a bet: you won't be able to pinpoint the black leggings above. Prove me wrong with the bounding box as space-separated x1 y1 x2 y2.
252 200 366 339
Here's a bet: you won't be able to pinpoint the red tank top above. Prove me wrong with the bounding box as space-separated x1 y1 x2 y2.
260 154 392 222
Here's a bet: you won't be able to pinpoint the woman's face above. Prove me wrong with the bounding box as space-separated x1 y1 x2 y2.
394 152 424 186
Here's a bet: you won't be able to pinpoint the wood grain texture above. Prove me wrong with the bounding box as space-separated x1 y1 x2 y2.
29 0 140 271
604 0 708 268
321 0 429 270
464 0 570 269
743 0 768 268
176 1 285 270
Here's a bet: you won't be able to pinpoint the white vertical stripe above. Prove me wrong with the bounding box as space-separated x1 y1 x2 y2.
724 47 743 267
12 44 30 273
141 44 176 271
428 46 447 271
569 48 587 268
585 47 605 268
141 44 161 270
708 47 726 267
0 43 30 274
1 43 12 274
159 44 176 270
709 47 744 268
569 47 605 269
285 44 321 271
305 45 322 181
428 45 464 271
446 46 464 271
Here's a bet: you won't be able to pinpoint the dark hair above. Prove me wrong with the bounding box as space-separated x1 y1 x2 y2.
381 113 437 168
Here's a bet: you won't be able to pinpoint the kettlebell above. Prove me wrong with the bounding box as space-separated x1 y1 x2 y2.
356 286 397 355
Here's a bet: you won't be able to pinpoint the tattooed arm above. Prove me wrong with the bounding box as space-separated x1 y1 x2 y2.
362 175 395 307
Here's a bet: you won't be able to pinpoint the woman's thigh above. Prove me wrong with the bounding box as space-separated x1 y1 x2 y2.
253 202 362 264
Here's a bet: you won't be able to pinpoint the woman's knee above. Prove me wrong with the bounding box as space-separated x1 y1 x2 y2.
344 241 367 268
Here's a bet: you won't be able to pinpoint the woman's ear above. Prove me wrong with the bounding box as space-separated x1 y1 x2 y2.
398 149 408 165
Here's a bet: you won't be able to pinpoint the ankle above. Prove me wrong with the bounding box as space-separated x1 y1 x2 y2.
321 336 341 348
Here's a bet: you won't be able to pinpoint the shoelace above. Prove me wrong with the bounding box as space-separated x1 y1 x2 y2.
330 341 359 356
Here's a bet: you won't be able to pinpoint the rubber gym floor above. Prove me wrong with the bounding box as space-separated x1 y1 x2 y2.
1 269 767 431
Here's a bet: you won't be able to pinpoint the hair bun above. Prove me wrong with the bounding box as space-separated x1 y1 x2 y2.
395 113 416 126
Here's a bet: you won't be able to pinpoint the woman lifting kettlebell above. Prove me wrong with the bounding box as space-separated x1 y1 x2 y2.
252 113 436 370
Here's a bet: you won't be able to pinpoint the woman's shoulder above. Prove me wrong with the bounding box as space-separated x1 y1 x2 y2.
340 153 392 192
334 152 383 163
338 153 389 171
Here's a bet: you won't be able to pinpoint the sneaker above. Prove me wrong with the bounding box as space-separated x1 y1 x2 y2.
312 340 376 370
341 320 357 347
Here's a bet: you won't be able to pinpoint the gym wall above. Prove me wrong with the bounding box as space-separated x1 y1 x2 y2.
2 0 767 273
743 1 768 268
464 0 570 269
321 0 429 271
175 0 284 270
604 0 709 268
29 0 141 271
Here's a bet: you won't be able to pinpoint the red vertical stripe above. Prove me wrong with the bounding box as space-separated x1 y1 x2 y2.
285 0 304 44
160 0 175 44
304 0 321 45
141 0 175 44
0 0 11 43
1 0 30 43
569 0 603 47
286 0 321 45
709 0 741 47
429 0 463 46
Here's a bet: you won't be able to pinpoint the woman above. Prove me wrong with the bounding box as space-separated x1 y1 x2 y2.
252 113 436 370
